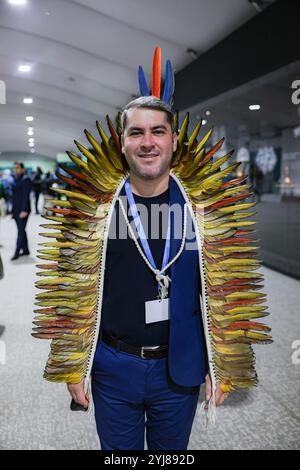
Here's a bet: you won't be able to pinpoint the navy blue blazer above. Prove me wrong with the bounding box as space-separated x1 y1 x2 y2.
13 174 32 217
168 176 209 387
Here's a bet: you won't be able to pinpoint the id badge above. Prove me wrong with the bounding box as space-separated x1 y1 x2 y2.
145 298 170 324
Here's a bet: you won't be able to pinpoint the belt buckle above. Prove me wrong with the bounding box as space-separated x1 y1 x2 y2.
141 345 159 359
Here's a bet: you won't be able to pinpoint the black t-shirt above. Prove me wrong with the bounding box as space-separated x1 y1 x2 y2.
100 186 171 346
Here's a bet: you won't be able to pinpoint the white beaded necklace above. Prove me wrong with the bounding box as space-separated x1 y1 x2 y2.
118 197 189 300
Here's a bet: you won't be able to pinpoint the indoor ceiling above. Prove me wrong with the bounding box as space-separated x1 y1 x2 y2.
0 0 261 159
189 61 300 145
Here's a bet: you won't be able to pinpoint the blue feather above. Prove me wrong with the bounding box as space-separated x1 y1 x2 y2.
138 66 150 97
162 60 174 104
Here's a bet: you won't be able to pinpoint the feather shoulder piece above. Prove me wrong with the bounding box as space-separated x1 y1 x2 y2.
171 115 272 392
32 116 128 383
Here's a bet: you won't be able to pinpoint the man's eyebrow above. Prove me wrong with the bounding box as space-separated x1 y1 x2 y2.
127 124 168 132
151 125 168 130
127 126 143 132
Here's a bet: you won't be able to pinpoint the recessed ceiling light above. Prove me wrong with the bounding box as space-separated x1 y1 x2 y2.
249 104 261 111
30 148 35 153
27 131 34 136
28 138 35 143
23 97 33 104
28 142 35 147
202 119 207 125
26 116 34 122
27 127 34 131
19 64 32 73
205 110 211 116
8 0 27 5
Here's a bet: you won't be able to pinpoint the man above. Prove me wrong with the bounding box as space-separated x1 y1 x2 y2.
11 162 31 260
68 98 229 450
32 48 271 450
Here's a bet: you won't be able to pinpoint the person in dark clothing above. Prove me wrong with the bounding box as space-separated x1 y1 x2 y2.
31 166 43 214
41 171 55 196
0 178 6 217
11 162 32 261
41 171 56 216
2 169 14 214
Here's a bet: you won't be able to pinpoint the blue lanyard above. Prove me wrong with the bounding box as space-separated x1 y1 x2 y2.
124 179 171 273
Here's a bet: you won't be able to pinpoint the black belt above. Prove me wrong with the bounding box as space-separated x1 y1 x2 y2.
102 331 168 359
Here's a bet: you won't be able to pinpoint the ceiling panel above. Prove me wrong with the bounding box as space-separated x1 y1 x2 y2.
0 0 264 157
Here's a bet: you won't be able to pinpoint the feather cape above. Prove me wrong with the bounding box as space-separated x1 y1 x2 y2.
32 112 272 395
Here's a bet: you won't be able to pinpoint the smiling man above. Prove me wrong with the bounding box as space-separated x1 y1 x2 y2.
67 96 229 450
121 103 177 189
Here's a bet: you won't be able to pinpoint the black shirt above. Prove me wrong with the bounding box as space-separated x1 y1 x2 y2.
100 186 170 346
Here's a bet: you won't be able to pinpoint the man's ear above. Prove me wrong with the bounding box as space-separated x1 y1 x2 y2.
121 134 125 154
172 132 178 153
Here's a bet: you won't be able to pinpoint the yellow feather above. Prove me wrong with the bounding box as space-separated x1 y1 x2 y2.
194 127 213 154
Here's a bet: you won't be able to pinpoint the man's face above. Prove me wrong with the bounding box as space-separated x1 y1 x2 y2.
121 108 177 181
14 164 24 177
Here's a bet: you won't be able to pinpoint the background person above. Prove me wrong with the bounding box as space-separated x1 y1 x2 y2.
0 177 6 218
31 166 43 214
11 162 32 261
1 169 14 214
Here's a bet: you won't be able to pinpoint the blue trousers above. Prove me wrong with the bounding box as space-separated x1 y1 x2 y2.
15 215 29 254
91 340 200 450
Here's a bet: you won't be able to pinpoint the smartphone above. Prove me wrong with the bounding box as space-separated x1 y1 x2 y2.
70 398 88 412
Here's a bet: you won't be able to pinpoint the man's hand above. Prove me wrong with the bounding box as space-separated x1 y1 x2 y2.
67 380 89 408
205 373 229 408
19 211 28 219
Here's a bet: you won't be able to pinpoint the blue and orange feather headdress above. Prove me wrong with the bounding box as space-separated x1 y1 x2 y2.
138 47 174 104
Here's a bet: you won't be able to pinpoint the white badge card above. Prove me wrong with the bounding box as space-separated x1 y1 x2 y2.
145 298 170 324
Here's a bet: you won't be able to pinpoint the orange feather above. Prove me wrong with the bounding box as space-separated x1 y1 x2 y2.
152 47 161 98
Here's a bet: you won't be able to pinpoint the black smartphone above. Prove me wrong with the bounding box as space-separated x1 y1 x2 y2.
70 398 88 412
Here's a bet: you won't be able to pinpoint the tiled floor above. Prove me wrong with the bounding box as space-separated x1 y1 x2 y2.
0 213 299 450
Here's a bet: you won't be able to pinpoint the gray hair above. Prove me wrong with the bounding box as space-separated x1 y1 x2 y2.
121 96 174 133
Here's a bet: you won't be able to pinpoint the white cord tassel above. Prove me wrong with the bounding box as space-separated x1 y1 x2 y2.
154 270 171 299
207 392 217 426
85 375 95 416
199 386 217 427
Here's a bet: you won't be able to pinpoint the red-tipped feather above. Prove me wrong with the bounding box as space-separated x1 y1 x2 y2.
47 208 83 217
198 140 228 170
56 173 81 189
36 264 58 270
206 237 257 246
227 321 271 332
106 115 121 154
208 192 252 210
59 165 87 182
33 308 57 314
221 176 247 190
152 47 161 98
